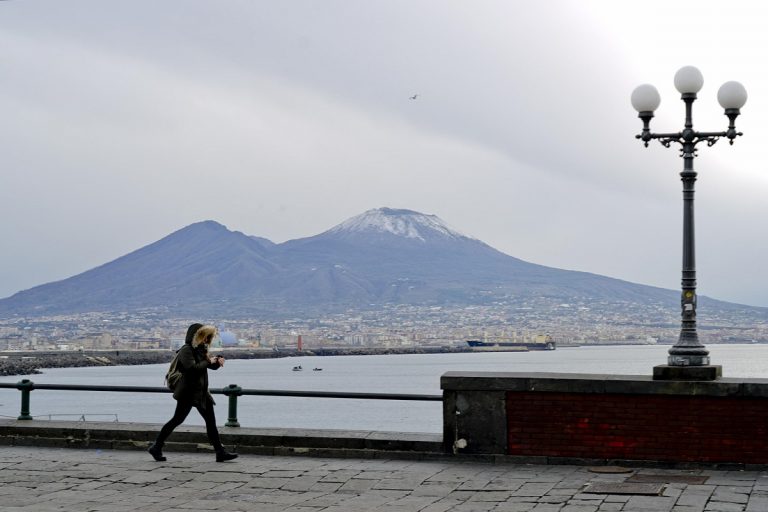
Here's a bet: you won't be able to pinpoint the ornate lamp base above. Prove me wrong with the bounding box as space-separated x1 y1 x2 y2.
668 354 709 366
653 364 722 381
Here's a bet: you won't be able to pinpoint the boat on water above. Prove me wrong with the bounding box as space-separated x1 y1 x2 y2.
466 334 556 352
313 368 323 371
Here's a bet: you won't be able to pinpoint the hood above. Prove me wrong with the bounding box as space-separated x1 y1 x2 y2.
191 325 218 348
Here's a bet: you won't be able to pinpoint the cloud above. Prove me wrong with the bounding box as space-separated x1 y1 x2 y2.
1 0 767 307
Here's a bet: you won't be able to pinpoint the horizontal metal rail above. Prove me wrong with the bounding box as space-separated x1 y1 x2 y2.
0 383 170 393
0 382 441 400
234 389 442 401
0 380 442 427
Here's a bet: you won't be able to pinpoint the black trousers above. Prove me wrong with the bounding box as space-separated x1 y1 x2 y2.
155 399 223 452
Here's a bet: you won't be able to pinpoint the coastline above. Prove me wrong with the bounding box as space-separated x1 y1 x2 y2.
0 341 692 378
0 346 472 377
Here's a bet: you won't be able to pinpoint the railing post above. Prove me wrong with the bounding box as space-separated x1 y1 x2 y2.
222 384 242 427
16 379 33 420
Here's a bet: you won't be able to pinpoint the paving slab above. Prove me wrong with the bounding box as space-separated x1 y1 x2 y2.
1 447 768 511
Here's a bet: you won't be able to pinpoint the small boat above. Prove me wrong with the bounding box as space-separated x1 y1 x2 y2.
313 368 323 371
292 365 303 371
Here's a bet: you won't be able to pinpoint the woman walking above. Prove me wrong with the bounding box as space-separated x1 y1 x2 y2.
149 323 238 462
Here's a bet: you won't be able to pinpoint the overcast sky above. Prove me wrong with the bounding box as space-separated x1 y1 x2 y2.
2 1 768 307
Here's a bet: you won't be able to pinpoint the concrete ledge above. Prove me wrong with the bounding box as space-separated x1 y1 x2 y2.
441 371 768 397
3 418 765 469
0 419 443 460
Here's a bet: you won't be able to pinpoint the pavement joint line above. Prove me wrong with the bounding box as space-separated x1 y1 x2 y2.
3 447 768 512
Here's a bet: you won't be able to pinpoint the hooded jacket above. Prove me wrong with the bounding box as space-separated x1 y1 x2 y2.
172 325 221 406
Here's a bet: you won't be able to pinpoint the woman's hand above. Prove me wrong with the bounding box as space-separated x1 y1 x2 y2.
211 355 225 367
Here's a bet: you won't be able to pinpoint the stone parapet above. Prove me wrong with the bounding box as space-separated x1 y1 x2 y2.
441 372 768 466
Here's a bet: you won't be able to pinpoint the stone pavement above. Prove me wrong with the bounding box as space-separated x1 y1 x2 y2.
1 447 768 512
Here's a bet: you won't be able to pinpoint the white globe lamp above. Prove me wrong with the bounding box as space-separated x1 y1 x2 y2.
631 84 661 113
674 66 704 94
717 81 748 110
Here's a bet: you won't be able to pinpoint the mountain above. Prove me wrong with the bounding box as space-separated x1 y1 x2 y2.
274 208 673 305
0 207 742 318
0 221 279 314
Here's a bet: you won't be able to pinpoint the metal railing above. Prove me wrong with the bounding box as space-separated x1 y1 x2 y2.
0 380 442 428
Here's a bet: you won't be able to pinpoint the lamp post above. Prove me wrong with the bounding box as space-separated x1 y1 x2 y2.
631 66 747 381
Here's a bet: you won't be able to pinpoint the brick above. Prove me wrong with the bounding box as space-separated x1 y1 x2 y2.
506 391 768 464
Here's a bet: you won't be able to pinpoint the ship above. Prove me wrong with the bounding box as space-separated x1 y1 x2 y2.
466 334 556 352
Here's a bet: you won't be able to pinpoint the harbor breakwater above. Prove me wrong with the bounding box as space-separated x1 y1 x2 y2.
0 346 468 377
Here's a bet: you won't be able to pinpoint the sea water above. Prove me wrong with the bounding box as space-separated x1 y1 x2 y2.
1 344 766 433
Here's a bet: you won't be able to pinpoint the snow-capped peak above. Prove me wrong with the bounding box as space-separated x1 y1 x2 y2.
327 208 471 241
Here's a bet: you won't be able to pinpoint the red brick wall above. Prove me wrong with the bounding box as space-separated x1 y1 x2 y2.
506 391 768 464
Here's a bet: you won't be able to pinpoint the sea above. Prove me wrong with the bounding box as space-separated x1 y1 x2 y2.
1 344 767 434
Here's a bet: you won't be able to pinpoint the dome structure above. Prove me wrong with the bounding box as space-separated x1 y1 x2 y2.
220 330 238 347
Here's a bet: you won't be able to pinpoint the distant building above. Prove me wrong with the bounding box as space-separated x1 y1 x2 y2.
220 331 238 347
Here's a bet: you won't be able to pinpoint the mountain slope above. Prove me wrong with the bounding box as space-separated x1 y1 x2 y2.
1 221 279 313
0 207 734 317
274 208 675 305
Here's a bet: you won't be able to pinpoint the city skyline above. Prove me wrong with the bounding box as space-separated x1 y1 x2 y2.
2 1 768 307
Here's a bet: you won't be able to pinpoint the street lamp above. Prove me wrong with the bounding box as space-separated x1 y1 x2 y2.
631 66 747 381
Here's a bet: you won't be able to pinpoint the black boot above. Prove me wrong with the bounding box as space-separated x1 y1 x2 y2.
148 443 166 462
216 449 238 462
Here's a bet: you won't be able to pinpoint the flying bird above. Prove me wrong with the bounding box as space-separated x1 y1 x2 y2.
409 94 419 100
